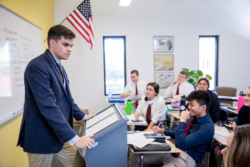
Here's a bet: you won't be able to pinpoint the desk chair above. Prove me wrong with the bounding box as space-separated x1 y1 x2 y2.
166 113 171 128
196 138 214 167
216 87 237 106
217 108 228 126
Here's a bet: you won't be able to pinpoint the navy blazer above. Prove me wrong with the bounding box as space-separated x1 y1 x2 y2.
17 50 85 153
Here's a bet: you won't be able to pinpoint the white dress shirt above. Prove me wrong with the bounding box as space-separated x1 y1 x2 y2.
136 96 166 124
122 80 147 103
164 81 194 100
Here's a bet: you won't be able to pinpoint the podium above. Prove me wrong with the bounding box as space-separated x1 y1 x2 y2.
73 103 128 167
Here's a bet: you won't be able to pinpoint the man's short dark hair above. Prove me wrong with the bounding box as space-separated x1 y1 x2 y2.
131 70 139 75
47 25 75 47
186 90 211 112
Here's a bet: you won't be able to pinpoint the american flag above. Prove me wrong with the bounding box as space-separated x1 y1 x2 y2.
67 0 94 51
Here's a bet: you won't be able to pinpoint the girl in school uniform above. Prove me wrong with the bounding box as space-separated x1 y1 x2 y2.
134 82 166 131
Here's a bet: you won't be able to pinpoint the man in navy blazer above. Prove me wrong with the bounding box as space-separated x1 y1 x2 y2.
17 25 96 167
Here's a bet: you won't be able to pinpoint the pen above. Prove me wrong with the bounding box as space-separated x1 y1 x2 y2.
157 123 161 128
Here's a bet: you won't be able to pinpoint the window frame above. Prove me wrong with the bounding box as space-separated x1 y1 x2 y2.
198 35 219 90
103 36 127 96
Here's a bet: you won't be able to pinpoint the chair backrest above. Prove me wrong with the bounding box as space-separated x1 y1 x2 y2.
216 87 237 106
207 138 214 152
166 113 171 128
219 108 228 123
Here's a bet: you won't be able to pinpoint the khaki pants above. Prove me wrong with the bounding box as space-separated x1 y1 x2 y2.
129 152 196 167
27 142 84 167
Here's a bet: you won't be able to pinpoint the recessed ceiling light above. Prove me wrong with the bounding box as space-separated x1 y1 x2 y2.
119 0 132 6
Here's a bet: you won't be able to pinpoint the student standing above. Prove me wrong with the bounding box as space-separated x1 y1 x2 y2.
121 70 147 110
164 71 194 100
17 25 96 167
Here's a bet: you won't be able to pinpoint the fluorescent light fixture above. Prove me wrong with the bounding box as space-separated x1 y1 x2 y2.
119 0 132 6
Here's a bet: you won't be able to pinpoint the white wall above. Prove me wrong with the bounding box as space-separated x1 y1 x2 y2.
54 0 250 114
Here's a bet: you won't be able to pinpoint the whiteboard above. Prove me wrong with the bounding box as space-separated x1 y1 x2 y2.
0 5 43 124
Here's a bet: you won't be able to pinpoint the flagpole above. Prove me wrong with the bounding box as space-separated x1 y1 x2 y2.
43 0 85 43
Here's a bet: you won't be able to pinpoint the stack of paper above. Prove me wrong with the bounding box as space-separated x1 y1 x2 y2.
214 128 230 145
127 133 155 148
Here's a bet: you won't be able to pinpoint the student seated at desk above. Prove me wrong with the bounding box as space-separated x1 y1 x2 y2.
221 125 250 167
223 88 250 130
129 90 214 167
234 88 250 125
196 78 220 123
134 82 165 131
214 88 250 163
164 71 194 100
121 70 147 110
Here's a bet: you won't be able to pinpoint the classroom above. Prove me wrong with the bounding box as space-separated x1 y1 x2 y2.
0 0 250 167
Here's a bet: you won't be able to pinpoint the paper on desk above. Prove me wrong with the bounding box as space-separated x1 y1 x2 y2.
86 113 118 136
214 128 230 138
214 135 227 145
127 133 154 148
86 107 115 128
131 94 142 101
149 141 170 145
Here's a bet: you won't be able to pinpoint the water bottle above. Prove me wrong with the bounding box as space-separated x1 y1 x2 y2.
125 99 132 115
180 95 186 114
107 89 112 99
237 91 245 113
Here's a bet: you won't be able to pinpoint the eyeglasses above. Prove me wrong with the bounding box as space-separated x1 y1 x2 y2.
178 75 187 79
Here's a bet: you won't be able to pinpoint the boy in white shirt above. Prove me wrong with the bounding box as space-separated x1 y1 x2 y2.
121 70 147 110
164 71 194 100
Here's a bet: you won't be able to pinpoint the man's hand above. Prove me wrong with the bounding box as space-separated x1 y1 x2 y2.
86 114 97 120
180 110 190 122
171 79 178 86
129 93 135 98
153 126 164 133
74 135 95 149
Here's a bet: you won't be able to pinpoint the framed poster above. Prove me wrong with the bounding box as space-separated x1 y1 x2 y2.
154 72 174 89
153 36 174 53
154 54 174 71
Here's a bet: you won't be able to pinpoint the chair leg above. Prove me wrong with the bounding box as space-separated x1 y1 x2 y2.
140 154 144 167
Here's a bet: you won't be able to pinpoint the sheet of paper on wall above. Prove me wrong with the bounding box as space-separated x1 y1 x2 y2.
86 113 119 136
86 107 116 128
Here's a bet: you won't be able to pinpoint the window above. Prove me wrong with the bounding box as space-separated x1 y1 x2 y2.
199 36 219 90
103 36 126 95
